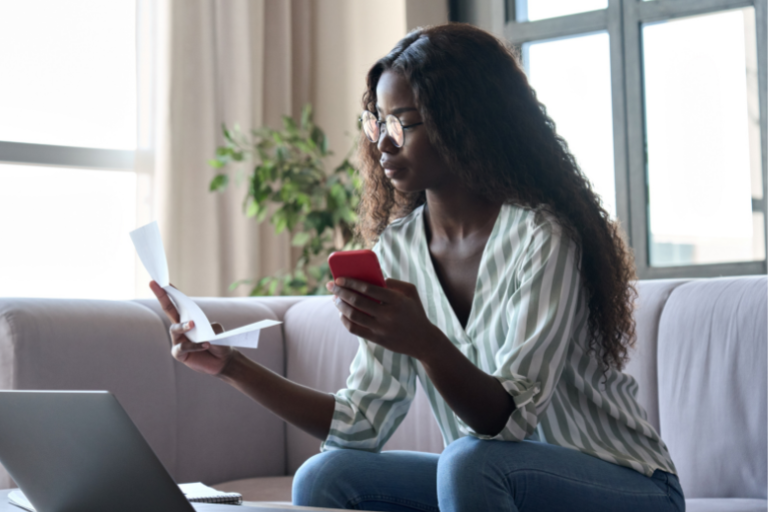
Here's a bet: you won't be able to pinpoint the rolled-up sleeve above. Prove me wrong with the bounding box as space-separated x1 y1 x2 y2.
459 216 582 441
321 340 416 451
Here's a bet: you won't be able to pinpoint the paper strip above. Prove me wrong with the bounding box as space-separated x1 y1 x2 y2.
130 221 281 348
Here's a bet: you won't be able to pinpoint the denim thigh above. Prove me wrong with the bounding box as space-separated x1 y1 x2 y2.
293 448 440 511
437 436 685 512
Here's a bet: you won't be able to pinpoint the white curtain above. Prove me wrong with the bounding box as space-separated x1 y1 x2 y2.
137 0 444 297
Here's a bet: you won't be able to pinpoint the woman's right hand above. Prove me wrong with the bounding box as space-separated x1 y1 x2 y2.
149 281 236 376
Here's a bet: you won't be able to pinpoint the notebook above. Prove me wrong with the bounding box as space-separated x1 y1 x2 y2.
179 483 243 505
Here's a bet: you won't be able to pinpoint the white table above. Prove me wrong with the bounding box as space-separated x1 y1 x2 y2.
0 489 343 512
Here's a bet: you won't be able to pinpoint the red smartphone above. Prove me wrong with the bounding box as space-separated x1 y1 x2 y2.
328 250 386 288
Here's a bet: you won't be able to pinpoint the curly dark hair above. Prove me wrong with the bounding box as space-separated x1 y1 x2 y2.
355 23 637 371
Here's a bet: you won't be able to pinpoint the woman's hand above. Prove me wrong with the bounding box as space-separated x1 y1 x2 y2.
327 277 445 361
149 281 236 376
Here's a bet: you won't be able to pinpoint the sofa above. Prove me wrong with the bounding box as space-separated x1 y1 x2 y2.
0 276 765 511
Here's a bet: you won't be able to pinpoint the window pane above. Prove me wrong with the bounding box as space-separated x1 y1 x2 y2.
516 0 607 22
643 8 764 267
0 0 136 150
523 32 616 217
0 164 137 299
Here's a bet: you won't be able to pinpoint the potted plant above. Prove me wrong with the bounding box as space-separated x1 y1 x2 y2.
208 104 362 296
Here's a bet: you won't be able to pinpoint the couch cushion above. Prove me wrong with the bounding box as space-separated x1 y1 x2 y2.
246 297 307 323
283 297 444 474
685 498 768 512
624 279 690 434
213 475 293 503
0 298 177 489
657 276 767 499
135 298 287 485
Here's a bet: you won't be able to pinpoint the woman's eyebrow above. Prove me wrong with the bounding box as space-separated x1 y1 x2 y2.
375 106 418 116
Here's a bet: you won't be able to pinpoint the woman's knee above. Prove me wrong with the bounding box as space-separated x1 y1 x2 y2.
437 437 530 511
438 436 490 485
292 449 376 507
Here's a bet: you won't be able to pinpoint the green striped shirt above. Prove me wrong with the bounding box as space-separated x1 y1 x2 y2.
322 203 677 477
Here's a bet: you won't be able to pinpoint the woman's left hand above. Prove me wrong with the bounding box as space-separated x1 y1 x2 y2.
327 277 442 361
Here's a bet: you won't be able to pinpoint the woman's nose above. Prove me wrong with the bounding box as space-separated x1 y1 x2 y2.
377 130 398 154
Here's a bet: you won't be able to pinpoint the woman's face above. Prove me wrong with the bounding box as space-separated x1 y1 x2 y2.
375 70 450 194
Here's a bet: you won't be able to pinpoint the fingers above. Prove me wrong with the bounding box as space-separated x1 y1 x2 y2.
383 278 418 297
334 295 378 328
333 286 378 316
169 320 195 345
150 281 181 323
333 277 392 302
338 312 377 341
171 339 211 362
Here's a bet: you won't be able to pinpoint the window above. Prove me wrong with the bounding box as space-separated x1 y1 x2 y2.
0 0 138 298
455 0 768 279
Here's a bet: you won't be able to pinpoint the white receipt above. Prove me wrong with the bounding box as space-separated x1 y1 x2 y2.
129 221 281 348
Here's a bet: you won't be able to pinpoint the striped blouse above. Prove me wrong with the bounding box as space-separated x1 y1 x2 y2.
322 203 677 477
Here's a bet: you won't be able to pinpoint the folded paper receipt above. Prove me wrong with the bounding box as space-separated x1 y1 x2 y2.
130 221 281 349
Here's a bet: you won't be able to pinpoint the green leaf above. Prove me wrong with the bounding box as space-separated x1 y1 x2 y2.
283 116 298 134
310 127 326 154
246 201 259 217
222 124 234 143
300 104 313 130
208 158 225 170
292 232 311 247
229 278 253 291
209 174 229 192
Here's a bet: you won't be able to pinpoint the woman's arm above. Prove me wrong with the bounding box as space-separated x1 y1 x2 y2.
217 352 335 440
417 328 516 437
150 281 335 441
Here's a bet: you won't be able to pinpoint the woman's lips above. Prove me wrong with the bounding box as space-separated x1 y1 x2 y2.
383 166 404 178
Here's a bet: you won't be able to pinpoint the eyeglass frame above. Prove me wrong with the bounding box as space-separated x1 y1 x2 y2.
360 110 424 148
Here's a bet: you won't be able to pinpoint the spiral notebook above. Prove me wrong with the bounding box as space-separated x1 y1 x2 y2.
179 483 243 505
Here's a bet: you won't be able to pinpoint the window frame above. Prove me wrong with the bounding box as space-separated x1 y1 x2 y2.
452 0 768 279
0 141 134 171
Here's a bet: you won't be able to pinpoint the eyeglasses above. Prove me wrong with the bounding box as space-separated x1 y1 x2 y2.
361 110 423 148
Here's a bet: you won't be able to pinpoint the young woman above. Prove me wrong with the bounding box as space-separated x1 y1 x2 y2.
152 23 684 512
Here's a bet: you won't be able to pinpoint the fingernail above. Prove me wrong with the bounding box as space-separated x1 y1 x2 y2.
183 321 190 329
338 311 342 318
334 296 342 306
336 278 345 286
203 343 210 349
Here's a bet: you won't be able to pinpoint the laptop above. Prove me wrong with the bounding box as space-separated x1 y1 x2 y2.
0 391 281 512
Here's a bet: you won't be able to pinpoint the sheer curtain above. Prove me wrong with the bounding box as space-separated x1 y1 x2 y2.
137 0 439 298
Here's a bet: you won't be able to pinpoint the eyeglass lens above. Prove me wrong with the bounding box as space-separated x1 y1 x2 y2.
361 111 404 148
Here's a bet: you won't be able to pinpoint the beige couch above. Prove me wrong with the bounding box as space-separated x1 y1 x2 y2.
0 276 765 511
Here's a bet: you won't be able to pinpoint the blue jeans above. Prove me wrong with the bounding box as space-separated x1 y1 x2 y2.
293 436 685 511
